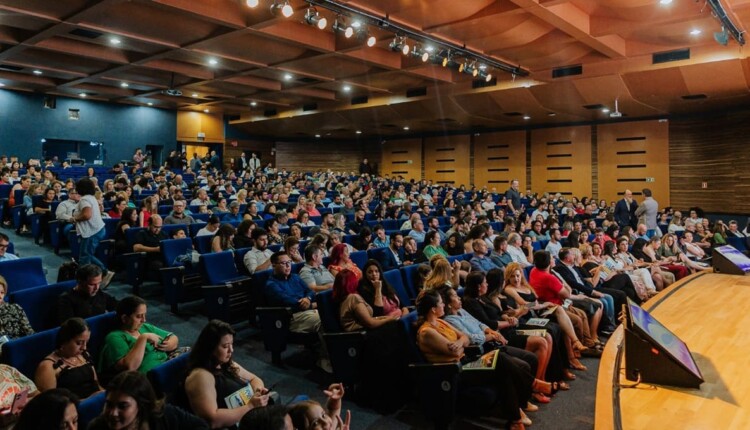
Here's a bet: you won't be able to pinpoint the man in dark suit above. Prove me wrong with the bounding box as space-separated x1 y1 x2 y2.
381 232 409 272
614 189 638 229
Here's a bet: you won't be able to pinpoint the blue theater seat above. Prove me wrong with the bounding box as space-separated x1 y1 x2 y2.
0 257 47 293
316 290 366 387
8 280 76 331
78 392 105 430
383 269 413 307
159 238 202 313
147 353 190 403
199 251 251 323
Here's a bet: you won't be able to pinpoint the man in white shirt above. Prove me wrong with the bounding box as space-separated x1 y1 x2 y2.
244 228 273 274
55 188 80 236
545 228 562 259
0 233 19 262
506 233 531 268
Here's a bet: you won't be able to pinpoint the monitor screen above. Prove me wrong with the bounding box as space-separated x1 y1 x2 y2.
627 299 702 379
714 245 750 272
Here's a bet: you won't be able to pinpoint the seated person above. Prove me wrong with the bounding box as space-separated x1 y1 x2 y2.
239 405 293 430
415 289 533 430
0 233 19 262
422 230 448 261
222 201 244 223
327 243 363 281
164 200 196 225
133 215 167 276
358 260 410 318
469 238 503 273
243 228 273 274
288 384 350 430
13 388 78 430
55 188 80 237
211 224 236 253
265 252 321 335
0 274 34 339
98 296 180 377
196 215 221 237
56 264 117 325
88 371 207 430
184 320 269 429
35 318 103 400
298 246 335 293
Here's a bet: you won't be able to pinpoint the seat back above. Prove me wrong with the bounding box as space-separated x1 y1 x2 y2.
9 281 76 331
400 264 421 300
349 250 368 270
234 247 252 276
193 234 214 254
86 312 118 362
383 269 412 307
398 311 424 363
1 327 58 378
160 238 195 268
0 257 47 293
200 251 240 284
315 290 342 333
161 224 188 238
124 227 145 253
77 390 106 430
147 353 190 403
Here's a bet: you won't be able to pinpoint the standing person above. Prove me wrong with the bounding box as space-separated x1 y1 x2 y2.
74 178 115 288
358 158 372 175
614 189 638 230
248 153 261 172
635 188 659 237
505 179 522 216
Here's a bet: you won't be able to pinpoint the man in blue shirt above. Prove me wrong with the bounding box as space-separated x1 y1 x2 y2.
469 238 502 273
0 233 18 262
264 251 321 334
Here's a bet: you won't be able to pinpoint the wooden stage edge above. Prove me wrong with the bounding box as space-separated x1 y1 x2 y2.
595 271 750 430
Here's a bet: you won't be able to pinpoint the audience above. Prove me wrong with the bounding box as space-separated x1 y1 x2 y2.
14 388 79 430
0 274 33 339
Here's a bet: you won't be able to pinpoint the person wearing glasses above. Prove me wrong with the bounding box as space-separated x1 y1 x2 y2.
133 215 167 279
0 232 18 262
264 251 321 335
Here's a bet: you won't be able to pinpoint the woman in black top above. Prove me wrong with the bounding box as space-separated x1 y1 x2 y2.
184 320 268 430
233 220 255 249
114 207 138 254
35 318 103 399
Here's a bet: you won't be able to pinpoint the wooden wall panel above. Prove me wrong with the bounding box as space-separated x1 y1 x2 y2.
530 126 592 197
176 111 224 143
381 139 422 179
274 141 380 173
598 121 670 206
474 131 527 192
670 111 750 213
424 135 470 186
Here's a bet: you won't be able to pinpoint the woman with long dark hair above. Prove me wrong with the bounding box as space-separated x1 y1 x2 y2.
184 320 268 429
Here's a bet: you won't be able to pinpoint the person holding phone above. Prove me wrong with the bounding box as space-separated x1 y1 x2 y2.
185 320 269 430
98 296 180 378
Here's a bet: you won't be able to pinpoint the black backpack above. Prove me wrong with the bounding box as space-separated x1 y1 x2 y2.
57 260 79 282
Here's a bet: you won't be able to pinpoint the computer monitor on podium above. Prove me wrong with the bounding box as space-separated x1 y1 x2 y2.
624 299 704 388
712 245 750 275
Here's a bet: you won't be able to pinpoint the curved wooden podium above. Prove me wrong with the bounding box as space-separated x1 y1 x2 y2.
595 272 750 429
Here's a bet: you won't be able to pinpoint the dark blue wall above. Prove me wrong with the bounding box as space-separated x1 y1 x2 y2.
0 90 176 165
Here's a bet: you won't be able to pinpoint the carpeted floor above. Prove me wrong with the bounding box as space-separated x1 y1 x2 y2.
11 230 598 430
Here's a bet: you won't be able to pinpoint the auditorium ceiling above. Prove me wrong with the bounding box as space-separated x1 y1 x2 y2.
1 0 750 138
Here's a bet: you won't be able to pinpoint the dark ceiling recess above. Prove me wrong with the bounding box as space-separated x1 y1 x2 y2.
303 103 318 111
0 65 23 71
264 109 277 117
406 87 427 98
472 78 497 89
681 94 708 100
583 104 606 110
351 96 369 105
504 112 523 116
296 77 319 84
552 64 582 78
652 48 690 64
69 28 103 39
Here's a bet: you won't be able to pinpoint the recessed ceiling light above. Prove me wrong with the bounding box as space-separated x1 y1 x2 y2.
246 0 259 7
0 83 5 88
32 70 43 75
351 20 362 29
192 93 198 98
403 126 410 131
281 3 294 18
343 85 351 92
250 101 257 106
659 0 672 4
109 37 121 45
366 36 377 47
147 102 153 106
203 109 209 113
120 82 129 88
425 46 435 53
315 134 321 138
523 115 531 120
284 73 293 81
547 112 556 117
602 108 610 113
208 58 218 66
690 29 702 35
356 130 362 134
79 93 87 98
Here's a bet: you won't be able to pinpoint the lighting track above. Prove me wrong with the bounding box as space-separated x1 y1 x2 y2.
707 0 745 46
305 0 528 77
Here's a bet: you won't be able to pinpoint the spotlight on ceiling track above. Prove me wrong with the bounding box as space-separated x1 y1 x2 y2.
366 35 377 47
714 26 729 45
245 0 259 7
477 70 493 83
270 1 293 18
333 16 354 38
304 7 327 29
389 36 409 55
410 45 430 62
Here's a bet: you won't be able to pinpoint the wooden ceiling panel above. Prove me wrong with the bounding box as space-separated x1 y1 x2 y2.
0 12 53 33
197 32 310 66
279 56 382 81
0 0 90 20
572 75 629 106
347 0 503 30
680 59 749 98
623 68 690 108
10 47 112 75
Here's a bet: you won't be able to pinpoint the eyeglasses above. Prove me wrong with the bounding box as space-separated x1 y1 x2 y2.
275 261 292 266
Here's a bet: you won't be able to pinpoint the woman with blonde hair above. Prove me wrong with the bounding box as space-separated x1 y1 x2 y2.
423 255 460 290
138 195 158 228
